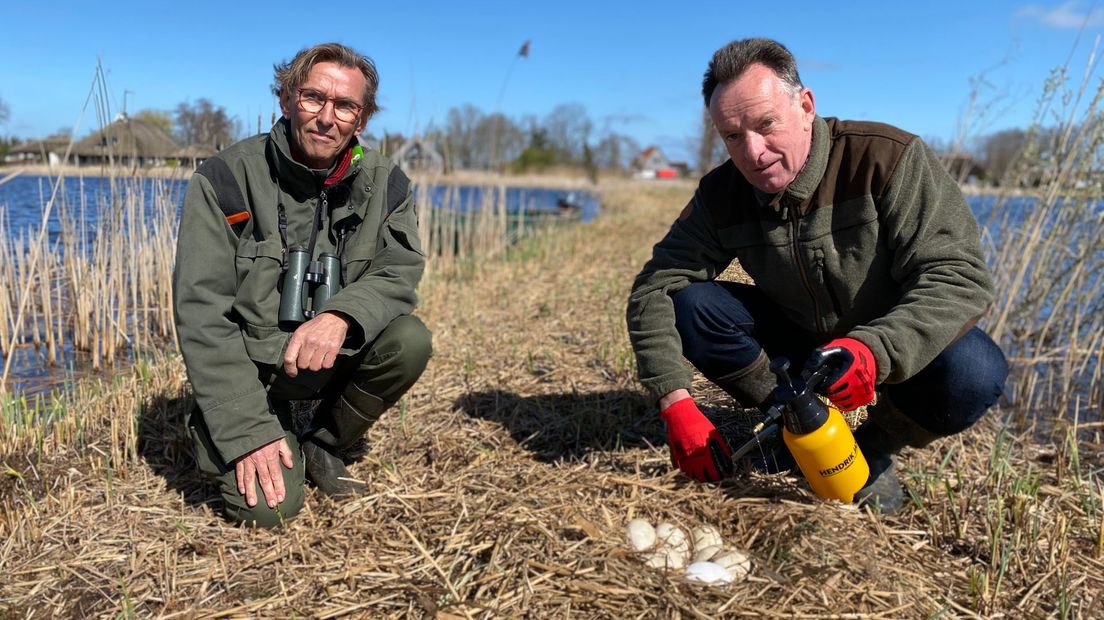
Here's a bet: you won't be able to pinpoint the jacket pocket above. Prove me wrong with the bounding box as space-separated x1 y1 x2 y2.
799 199 879 242
233 238 288 365
342 231 379 282
387 217 425 257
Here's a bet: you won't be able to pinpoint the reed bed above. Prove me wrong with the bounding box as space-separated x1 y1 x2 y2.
0 177 1100 618
980 54 1104 443
0 172 183 391
0 175 566 395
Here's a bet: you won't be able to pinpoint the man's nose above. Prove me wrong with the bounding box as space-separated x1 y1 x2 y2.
742 133 765 164
316 100 336 125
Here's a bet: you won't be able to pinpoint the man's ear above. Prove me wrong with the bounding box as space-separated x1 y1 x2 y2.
278 90 292 119
799 87 816 129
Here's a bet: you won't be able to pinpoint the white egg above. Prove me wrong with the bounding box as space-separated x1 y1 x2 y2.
625 519 656 552
712 549 752 580
654 522 690 553
690 525 723 552
692 544 722 563
685 561 735 585
643 547 688 570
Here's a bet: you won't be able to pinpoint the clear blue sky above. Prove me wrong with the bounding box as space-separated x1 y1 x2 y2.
1 0 1100 162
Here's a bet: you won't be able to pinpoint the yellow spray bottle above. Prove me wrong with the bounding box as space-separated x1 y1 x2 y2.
770 358 869 502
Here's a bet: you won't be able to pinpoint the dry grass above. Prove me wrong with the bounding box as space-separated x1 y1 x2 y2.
0 178 1101 618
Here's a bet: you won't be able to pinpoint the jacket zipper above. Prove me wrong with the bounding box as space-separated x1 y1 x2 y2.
787 206 827 334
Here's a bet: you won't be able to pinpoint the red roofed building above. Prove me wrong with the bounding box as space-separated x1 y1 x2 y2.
632 146 680 179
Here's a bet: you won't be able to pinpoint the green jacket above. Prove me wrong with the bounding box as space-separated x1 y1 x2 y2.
174 119 425 462
627 116 993 401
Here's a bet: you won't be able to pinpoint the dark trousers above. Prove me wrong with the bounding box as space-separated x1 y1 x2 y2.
189 314 432 527
672 281 1008 436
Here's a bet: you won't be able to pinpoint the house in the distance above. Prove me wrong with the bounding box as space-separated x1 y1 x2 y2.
3 135 73 167
71 113 180 167
632 146 680 179
394 135 444 175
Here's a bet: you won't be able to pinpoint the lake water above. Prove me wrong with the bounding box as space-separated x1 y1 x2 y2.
0 173 600 395
0 174 600 245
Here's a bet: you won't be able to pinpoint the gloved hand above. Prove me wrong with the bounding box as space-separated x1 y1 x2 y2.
660 397 733 482
805 337 877 411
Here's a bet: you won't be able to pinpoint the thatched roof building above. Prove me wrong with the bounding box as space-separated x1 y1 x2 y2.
3 136 73 166
173 144 217 169
394 135 444 175
72 114 180 166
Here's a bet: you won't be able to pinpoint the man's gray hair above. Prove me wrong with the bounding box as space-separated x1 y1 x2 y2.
701 38 803 107
273 42 381 119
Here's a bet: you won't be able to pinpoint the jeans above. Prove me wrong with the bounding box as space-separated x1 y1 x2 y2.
672 281 1008 436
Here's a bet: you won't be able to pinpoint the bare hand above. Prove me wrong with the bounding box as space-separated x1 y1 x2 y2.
283 311 350 378
235 437 295 508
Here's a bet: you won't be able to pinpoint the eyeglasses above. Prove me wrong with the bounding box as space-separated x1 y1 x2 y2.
296 88 364 123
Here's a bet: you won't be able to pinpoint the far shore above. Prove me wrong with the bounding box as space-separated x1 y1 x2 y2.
0 163 633 190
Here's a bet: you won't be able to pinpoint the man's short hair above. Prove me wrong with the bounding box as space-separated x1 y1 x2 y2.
272 42 381 119
702 38 803 107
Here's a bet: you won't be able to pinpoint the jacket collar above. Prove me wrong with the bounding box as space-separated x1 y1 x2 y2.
759 115 829 216
267 118 361 197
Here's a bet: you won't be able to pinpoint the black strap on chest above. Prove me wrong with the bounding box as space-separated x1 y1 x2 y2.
195 157 257 240
386 166 410 216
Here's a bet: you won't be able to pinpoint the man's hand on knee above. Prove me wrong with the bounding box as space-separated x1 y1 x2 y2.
283 311 350 378
660 394 733 482
235 437 294 508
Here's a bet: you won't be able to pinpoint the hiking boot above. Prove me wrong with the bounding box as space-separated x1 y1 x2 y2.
853 452 903 514
302 438 367 498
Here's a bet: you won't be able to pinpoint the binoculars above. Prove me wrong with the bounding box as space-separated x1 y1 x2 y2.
279 245 342 328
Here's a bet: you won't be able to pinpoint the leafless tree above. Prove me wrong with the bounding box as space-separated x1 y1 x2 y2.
175 98 241 150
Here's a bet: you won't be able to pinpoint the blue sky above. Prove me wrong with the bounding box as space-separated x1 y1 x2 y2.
1 0 1101 162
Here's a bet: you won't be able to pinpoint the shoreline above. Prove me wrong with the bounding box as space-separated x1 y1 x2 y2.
0 163 637 189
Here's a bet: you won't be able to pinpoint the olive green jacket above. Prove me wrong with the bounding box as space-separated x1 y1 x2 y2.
627 116 993 401
174 119 424 462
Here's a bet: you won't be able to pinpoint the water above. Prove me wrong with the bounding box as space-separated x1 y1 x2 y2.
0 174 600 395
0 175 600 242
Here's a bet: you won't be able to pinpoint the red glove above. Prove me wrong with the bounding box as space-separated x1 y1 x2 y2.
805 337 877 411
660 398 733 482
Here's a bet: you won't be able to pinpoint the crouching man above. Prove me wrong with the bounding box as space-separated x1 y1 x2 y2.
626 38 1008 513
174 42 431 527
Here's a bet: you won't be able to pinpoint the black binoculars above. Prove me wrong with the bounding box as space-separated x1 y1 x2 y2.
279 245 342 328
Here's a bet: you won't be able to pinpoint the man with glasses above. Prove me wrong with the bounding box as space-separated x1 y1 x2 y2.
174 43 431 527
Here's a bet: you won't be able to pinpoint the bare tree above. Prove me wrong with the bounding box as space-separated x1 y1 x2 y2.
175 98 241 150
980 128 1028 186
444 104 483 169
696 107 727 174
0 95 9 126
543 103 592 163
594 132 640 171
